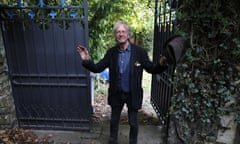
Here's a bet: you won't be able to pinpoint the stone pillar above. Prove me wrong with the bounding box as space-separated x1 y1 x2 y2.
0 30 16 128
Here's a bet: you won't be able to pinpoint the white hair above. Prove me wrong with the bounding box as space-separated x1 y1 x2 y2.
113 21 131 34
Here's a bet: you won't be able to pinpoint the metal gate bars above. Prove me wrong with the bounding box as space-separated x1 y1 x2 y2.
151 0 179 125
0 0 92 130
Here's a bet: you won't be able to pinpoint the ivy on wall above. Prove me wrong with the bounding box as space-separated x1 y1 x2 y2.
170 0 240 142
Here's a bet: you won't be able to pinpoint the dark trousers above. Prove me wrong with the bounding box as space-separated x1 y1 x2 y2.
109 91 139 144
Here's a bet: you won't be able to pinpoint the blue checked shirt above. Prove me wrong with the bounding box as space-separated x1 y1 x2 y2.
116 44 131 92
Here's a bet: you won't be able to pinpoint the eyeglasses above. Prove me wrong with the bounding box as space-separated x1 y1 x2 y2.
115 30 128 35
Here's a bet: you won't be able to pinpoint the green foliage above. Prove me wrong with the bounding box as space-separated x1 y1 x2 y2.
94 77 108 97
88 0 155 61
170 0 240 141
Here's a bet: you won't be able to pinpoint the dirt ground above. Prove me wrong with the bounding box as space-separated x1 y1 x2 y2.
92 89 160 126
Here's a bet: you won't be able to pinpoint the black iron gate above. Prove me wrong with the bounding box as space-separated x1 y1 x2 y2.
0 0 92 130
151 0 179 124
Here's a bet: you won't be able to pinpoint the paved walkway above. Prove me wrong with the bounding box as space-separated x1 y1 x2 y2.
34 123 167 144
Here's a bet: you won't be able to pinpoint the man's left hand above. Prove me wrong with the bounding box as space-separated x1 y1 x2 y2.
159 55 168 66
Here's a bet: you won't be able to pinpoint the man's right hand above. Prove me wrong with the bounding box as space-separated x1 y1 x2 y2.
77 45 90 61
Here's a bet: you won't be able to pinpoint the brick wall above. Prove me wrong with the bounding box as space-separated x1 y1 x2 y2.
0 30 16 128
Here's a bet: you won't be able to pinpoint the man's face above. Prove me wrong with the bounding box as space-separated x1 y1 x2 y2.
114 24 129 44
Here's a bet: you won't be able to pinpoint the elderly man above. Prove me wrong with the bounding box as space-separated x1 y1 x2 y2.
77 21 168 144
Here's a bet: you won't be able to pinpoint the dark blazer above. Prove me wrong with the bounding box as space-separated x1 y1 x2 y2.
82 43 167 110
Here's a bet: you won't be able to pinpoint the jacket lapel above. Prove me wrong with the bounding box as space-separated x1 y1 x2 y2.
130 44 136 76
112 46 119 73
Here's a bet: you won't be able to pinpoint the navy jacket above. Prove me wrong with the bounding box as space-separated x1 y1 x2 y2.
82 43 167 110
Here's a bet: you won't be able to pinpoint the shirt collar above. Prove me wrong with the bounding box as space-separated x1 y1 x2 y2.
118 43 131 52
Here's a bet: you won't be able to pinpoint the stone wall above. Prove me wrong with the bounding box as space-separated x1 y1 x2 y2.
0 30 16 128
